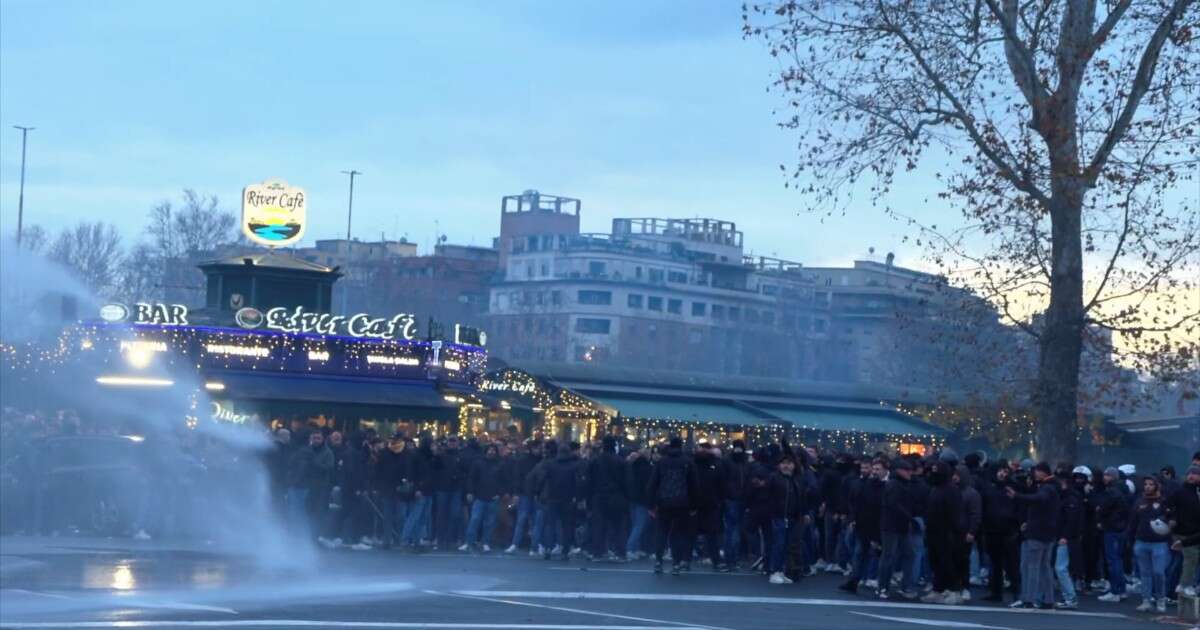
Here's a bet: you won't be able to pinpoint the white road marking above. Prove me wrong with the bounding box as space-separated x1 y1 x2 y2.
2 589 73 600
0 622 689 629
850 611 1020 630
450 591 1126 619
428 590 727 630
546 567 756 577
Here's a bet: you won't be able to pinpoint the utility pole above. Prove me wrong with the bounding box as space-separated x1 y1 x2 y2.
341 169 361 241
13 126 34 246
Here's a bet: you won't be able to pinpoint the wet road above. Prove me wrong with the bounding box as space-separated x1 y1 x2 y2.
0 536 1185 630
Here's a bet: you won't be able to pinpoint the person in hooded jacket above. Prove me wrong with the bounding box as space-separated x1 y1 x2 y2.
744 447 775 573
1053 468 1085 609
923 460 964 605
767 453 807 584
1167 465 1200 598
980 463 1021 603
954 464 981 602
320 431 369 547
723 440 751 569
691 440 727 571
432 436 467 550
585 436 629 561
817 453 845 572
625 446 654 558
646 437 698 575
877 457 916 599
537 441 584 561
400 435 435 549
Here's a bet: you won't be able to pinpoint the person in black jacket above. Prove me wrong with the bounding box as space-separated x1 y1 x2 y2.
923 460 964 605
1168 465 1200 598
432 435 467 550
537 441 584 561
691 441 727 571
1127 475 1172 612
401 435 434 549
1007 461 1059 609
625 446 654 559
1097 467 1132 601
646 437 698 575
462 443 506 552
877 458 916 599
767 453 807 584
723 440 751 569
744 447 775 573
980 463 1021 603
1054 470 1085 608
839 458 884 594
504 439 542 554
585 436 629 561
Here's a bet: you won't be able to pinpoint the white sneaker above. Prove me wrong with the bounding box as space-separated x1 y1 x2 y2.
132 529 151 541
942 591 962 605
769 571 792 585
1098 592 1125 603
482 544 491 553
1156 598 1167 613
332 537 343 546
863 579 878 589
529 549 540 557
960 589 971 602
1182 586 1197 597
317 536 334 549
1008 600 1027 608
551 545 562 555
505 544 518 554
921 591 945 603
349 542 371 551
458 544 470 552
813 560 828 571
1135 600 1154 612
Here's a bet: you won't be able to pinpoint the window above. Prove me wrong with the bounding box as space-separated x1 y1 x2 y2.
648 296 663 311
691 302 707 317
635 266 643 279
540 263 549 276
578 290 612 305
527 236 539 251
668 271 687 283
628 294 644 308
762 284 779 296
648 268 664 283
711 304 725 320
746 309 760 324
728 307 741 321
762 311 775 325
575 318 611 334
589 261 607 276
525 263 534 278
667 299 682 314
551 290 562 306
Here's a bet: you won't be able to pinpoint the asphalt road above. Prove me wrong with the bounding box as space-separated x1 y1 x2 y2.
0 536 1190 630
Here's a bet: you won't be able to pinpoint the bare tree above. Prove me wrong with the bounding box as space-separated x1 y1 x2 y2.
11 225 48 255
131 190 240 303
48 222 124 298
745 0 1199 460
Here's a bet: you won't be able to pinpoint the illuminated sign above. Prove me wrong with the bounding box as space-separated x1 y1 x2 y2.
264 306 417 341
100 304 128 322
307 350 330 362
120 340 168 354
455 324 487 347
242 179 306 247
480 377 537 397
442 359 461 371
366 354 420 366
211 401 257 425
204 343 270 358
235 307 264 329
100 303 188 326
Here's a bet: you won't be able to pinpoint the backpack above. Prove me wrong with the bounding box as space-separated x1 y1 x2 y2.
657 461 690 508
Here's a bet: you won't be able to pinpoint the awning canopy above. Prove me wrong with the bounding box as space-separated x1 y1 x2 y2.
590 394 780 428
209 371 456 418
756 404 946 437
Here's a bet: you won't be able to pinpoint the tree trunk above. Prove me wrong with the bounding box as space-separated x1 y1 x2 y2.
1034 182 1086 463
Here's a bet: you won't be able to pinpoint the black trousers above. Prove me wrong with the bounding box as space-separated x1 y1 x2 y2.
985 531 1021 596
928 531 960 593
655 506 692 564
589 497 627 558
745 509 773 566
691 504 722 566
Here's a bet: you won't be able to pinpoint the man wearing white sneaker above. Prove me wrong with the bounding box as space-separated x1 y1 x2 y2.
1168 465 1200 600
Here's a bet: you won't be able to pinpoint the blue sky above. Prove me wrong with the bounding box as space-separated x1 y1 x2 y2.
0 0 938 266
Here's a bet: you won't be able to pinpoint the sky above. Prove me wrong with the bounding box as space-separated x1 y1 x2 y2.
0 0 943 268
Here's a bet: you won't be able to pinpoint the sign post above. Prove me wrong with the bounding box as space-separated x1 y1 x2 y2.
241 179 307 247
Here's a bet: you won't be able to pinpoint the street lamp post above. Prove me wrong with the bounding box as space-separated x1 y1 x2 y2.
12 125 34 246
341 169 361 241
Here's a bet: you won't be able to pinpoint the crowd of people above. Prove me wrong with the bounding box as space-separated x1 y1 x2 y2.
3 405 1199 615
273 425 1200 614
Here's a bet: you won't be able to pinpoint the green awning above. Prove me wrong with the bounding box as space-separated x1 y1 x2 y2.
759 405 946 437
590 394 779 427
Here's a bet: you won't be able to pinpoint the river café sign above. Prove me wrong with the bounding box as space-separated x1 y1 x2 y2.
236 306 418 341
242 179 307 247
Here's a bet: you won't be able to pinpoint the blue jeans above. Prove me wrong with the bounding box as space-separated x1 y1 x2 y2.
627 504 650 555
910 517 927 585
1103 532 1127 594
532 502 546 549
1056 542 1077 603
465 498 499 547
1020 539 1055 606
770 518 795 573
435 491 463 547
401 495 431 545
848 537 876 582
722 500 743 564
380 496 411 545
510 495 534 548
1133 540 1169 601
286 488 310 538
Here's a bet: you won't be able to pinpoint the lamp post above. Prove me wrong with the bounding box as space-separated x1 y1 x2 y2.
12 125 34 246
341 169 361 241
